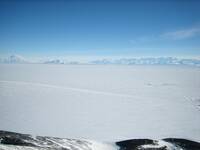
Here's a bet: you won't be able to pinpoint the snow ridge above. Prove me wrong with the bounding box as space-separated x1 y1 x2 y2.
1 131 200 150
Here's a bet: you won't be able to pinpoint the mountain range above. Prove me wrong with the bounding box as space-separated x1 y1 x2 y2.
0 55 200 67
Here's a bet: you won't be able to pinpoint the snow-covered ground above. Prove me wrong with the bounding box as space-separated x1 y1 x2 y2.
0 64 200 142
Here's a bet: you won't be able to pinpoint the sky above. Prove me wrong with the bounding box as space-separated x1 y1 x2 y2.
0 0 200 59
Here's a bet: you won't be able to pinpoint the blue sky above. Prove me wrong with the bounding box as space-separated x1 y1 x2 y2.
0 0 200 59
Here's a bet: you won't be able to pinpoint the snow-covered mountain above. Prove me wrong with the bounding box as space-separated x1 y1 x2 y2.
0 131 200 150
44 59 64 64
90 57 200 66
1 55 200 67
0 55 28 64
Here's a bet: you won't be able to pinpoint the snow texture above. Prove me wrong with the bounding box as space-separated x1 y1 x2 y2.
0 64 200 142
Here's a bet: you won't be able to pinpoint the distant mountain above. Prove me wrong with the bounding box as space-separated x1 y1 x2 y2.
90 59 112 65
44 59 64 64
90 57 200 67
44 59 81 64
0 55 28 64
1 55 200 67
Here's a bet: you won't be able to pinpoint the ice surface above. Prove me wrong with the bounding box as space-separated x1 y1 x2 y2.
0 64 200 142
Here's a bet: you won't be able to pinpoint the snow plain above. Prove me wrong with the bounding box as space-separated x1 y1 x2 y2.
0 64 200 142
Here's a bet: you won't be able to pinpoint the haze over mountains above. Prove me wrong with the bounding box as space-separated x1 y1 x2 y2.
0 55 28 64
0 54 200 67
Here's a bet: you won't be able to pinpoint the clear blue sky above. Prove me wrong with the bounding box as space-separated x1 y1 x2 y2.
0 0 200 58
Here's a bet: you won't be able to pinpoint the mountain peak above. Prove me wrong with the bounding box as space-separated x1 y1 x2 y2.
2 54 28 64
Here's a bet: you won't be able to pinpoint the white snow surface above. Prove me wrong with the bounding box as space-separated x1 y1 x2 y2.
0 64 200 142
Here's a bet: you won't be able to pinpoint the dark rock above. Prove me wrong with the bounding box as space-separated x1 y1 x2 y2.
163 138 200 150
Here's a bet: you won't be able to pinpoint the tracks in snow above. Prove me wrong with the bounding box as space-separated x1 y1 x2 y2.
0 80 139 99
